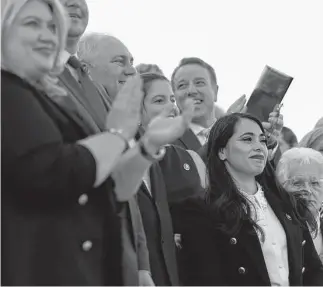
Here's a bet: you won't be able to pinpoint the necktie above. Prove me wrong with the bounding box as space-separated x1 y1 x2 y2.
198 128 211 145
67 56 107 130
67 55 83 70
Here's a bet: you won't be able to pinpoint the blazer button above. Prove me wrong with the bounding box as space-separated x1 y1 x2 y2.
302 240 306 246
78 194 88 205
82 240 93 251
238 267 246 274
302 267 305 273
230 237 237 245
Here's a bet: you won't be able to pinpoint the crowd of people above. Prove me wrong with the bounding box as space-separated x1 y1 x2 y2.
1 0 323 286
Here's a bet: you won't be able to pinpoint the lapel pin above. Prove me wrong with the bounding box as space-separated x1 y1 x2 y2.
285 213 292 220
183 163 190 171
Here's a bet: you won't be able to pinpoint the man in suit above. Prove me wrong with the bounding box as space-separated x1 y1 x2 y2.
170 57 221 151
171 57 249 151
58 1 153 285
171 57 283 165
78 33 180 286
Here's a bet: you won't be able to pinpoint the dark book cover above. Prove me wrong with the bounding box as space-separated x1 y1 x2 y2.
247 65 293 122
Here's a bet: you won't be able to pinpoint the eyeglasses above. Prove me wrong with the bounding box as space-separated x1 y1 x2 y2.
285 178 323 190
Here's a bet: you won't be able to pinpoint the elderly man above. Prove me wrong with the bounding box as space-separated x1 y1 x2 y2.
78 33 180 286
276 147 323 262
57 1 153 286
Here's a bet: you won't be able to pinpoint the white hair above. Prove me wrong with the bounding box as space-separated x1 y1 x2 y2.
299 127 323 150
77 32 116 66
276 147 323 185
1 0 69 97
315 117 323 129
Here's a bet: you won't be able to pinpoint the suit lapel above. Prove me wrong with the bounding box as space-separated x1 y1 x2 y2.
59 68 90 113
77 69 107 130
58 69 101 134
179 129 202 151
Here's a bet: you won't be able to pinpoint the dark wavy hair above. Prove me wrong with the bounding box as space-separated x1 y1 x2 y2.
205 113 303 238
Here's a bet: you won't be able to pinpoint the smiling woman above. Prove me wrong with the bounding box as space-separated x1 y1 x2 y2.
174 112 323 286
140 73 179 128
1 0 68 96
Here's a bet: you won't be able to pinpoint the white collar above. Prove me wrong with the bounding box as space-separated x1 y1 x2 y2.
238 182 265 199
189 123 206 136
238 183 268 221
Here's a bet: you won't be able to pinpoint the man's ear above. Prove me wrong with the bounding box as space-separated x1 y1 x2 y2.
218 147 227 161
212 83 219 102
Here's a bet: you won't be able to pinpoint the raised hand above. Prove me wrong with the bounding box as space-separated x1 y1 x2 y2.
262 104 284 147
141 99 194 153
227 95 247 114
105 75 143 140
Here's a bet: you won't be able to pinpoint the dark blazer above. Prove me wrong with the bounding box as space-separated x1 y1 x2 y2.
58 66 150 284
159 145 205 232
1 70 123 285
175 191 323 286
158 145 205 284
137 164 179 286
172 128 202 152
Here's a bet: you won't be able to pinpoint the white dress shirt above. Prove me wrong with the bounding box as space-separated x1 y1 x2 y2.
239 184 290 286
189 123 213 146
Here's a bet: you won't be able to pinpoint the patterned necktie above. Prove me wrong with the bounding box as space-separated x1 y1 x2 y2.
198 127 211 144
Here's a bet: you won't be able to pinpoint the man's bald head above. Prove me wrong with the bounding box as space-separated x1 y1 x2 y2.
78 33 136 100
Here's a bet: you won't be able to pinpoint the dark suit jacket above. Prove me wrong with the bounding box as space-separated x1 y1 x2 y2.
58 67 150 284
1 70 123 285
172 128 202 152
175 191 323 286
137 164 179 286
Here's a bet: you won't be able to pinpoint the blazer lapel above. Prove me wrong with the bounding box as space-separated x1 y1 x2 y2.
149 163 173 226
149 164 166 203
77 69 107 130
59 68 90 112
58 69 101 134
179 129 202 151
265 191 302 284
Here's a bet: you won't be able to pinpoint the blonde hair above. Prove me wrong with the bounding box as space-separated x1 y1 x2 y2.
1 0 69 96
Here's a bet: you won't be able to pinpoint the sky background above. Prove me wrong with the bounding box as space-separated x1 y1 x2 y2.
85 0 323 140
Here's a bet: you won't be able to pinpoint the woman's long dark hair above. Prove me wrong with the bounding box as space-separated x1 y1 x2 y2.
205 113 304 237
